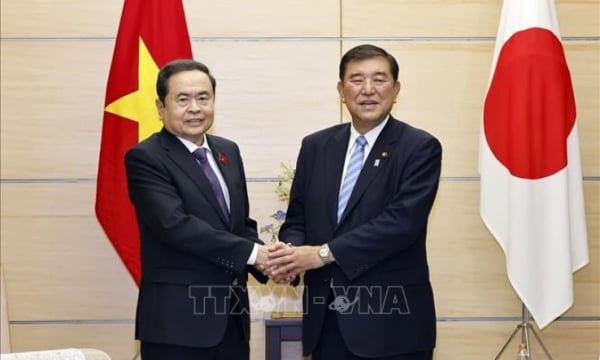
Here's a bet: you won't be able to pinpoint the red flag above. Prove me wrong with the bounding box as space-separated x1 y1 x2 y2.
479 0 588 328
95 0 193 285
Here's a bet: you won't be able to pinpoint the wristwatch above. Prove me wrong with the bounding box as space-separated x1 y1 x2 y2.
318 244 333 265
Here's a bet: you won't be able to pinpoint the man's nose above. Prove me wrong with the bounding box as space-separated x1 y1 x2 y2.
189 98 202 111
362 80 375 94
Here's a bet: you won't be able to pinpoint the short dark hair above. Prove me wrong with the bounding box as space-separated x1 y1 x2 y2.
156 59 217 104
339 44 399 82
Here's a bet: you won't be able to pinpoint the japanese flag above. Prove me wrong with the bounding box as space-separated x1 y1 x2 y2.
479 0 589 329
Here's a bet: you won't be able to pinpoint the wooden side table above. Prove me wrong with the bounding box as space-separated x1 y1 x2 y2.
265 313 302 360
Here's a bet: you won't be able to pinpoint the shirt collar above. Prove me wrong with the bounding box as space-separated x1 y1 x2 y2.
349 114 389 148
177 135 212 154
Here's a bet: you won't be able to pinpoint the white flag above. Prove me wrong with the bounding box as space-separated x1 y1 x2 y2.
479 0 589 329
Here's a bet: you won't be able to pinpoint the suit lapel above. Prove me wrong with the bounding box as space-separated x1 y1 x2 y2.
159 130 230 227
337 119 400 224
206 137 235 226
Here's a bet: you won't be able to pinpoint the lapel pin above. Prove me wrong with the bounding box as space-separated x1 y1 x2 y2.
381 152 388 158
218 152 228 165
374 159 380 167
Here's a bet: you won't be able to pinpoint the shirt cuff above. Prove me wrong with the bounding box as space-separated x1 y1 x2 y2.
246 243 258 265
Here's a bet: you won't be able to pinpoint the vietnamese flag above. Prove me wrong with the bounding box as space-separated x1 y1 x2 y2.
479 0 589 328
95 0 193 285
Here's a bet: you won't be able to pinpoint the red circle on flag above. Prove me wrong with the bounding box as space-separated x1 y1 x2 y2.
483 27 576 179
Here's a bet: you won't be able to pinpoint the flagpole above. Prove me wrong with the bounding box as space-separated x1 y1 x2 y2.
494 303 554 359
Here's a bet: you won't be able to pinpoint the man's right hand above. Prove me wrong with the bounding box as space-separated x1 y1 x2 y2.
255 243 295 283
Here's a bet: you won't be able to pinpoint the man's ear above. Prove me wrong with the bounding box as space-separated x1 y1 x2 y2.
156 98 164 120
393 81 401 101
337 81 344 102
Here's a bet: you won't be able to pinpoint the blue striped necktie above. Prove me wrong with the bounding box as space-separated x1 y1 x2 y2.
192 148 230 221
337 135 367 222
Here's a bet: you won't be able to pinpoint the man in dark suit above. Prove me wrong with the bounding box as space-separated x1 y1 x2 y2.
267 44 442 360
125 59 269 360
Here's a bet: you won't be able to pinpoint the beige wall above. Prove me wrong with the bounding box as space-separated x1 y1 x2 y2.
1 0 598 359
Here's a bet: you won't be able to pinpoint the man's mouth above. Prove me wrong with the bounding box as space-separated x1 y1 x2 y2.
359 101 378 106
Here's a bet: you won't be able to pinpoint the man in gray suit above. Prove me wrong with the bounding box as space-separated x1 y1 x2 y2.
125 59 269 360
268 44 442 360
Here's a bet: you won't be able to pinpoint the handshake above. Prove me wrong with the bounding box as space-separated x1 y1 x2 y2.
254 242 331 284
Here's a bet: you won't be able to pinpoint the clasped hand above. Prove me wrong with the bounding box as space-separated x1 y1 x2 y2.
255 243 323 284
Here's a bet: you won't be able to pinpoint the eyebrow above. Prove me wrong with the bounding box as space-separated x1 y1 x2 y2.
348 71 389 79
372 71 389 77
175 90 211 97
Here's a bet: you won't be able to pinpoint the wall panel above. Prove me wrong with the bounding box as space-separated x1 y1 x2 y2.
566 42 600 176
429 181 600 318
185 0 340 38
0 216 137 320
0 0 122 38
0 41 112 179
190 41 342 177
435 321 600 359
342 0 501 37
1 0 341 39
342 0 600 37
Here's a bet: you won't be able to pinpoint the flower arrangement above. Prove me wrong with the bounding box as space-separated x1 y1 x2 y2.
256 163 304 316
260 163 294 243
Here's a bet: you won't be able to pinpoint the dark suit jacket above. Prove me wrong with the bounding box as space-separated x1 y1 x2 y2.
279 117 442 357
125 128 268 348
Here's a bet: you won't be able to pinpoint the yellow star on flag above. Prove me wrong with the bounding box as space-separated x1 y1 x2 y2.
105 37 161 142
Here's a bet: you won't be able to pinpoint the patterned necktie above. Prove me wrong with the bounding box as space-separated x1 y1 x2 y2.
192 148 230 220
337 136 367 223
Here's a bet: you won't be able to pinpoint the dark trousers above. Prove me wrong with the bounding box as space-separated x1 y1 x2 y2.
312 298 433 360
140 312 249 360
